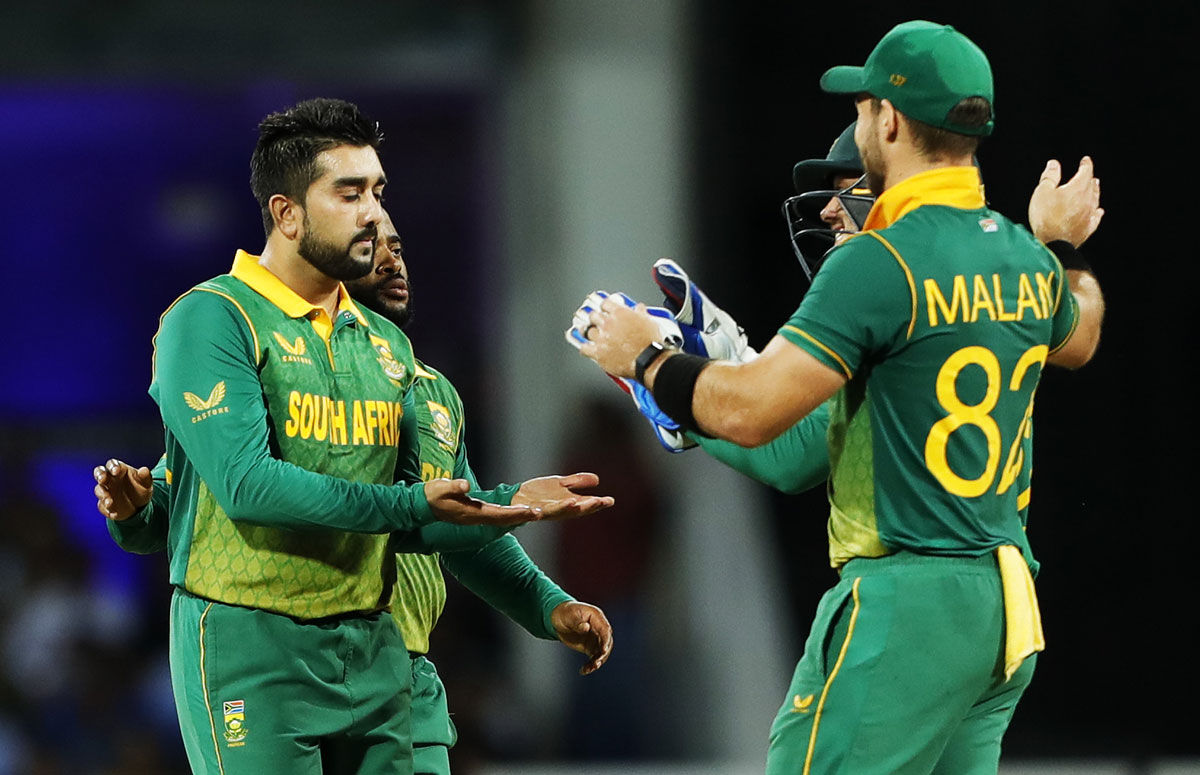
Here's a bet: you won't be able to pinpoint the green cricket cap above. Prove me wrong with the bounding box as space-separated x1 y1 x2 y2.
820 20 994 136
792 122 863 194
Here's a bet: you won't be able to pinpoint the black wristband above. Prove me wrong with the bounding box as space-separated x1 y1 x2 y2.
635 342 667 384
650 352 711 434
1045 240 1092 274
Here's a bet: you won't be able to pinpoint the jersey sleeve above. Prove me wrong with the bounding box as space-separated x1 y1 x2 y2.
106 456 170 554
692 400 831 494
1046 253 1081 353
392 388 424 485
440 533 574 640
151 291 434 533
777 236 914 378
389 410 519 554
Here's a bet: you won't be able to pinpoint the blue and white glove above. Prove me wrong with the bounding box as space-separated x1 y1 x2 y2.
652 258 757 363
565 291 695 452
564 290 683 351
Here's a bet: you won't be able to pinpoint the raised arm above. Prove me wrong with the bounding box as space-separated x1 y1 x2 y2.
1027 157 1106 369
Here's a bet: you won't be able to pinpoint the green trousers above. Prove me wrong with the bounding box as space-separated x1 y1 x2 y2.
766 553 1036 775
410 654 456 775
169 589 414 775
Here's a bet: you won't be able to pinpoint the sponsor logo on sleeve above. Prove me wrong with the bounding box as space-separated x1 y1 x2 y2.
184 382 230 423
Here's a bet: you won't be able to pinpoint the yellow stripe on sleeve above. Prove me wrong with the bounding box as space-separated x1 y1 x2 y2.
781 326 853 380
194 288 261 365
864 232 918 339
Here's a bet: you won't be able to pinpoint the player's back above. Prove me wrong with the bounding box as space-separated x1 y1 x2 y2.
784 167 1077 563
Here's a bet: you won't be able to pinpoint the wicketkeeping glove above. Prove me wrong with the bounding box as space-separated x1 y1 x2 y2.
652 258 757 362
564 290 683 351
565 291 696 452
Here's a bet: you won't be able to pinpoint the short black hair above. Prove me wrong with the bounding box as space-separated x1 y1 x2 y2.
249 98 384 237
871 96 990 159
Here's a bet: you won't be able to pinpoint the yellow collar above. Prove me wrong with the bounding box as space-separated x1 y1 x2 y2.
862 166 986 232
230 250 369 327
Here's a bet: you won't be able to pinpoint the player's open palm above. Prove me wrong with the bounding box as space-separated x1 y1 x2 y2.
1028 156 1103 248
425 478 547 526
551 601 614 675
93 458 152 521
512 472 615 520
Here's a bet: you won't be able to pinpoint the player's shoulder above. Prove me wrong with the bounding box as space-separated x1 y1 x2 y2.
412 359 462 400
413 358 444 383
816 229 911 283
822 229 894 264
356 305 416 357
159 273 247 326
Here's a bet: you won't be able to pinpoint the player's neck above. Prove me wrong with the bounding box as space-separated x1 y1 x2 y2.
259 238 342 319
882 151 975 192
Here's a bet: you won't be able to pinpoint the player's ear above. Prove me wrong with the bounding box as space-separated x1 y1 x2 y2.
271 194 301 241
879 100 900 142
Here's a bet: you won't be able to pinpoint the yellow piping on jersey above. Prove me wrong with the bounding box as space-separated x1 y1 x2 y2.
782 326 853 380
198 603 226 775
1017 486 1031 512
804 577 862 775
414 362 438 380
195 289 261 363
864 231 918 339
1048 304 1080 355
152 289 262 378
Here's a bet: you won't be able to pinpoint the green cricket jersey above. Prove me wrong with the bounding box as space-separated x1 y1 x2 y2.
394 362 573 653
151 251 438 619
779 167 1077 567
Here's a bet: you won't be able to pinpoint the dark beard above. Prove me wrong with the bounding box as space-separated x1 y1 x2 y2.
865 169 886 197
346 277 414 329
389 290 412 329
298 221 374 281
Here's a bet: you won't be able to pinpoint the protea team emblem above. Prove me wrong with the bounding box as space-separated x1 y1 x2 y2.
369 335 407 382
426 400 458 450
223 699 247 745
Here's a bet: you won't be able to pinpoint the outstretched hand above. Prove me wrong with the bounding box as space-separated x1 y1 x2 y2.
1028 157 1103 248
551 601 614 675
512 472 615 520
93 459 153 521
424 478 542 526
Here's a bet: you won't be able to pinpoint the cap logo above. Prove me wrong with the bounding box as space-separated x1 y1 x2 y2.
889 74 907 86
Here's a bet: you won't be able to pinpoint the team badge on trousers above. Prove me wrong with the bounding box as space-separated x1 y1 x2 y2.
223 700 247 746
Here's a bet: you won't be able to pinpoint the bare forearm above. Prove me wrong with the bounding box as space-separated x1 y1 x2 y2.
646 336 842 447
1051 270 1105 369
1069 269 1104 350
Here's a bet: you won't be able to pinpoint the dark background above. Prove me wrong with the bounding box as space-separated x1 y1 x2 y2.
694 0 1198 760
1 1 1195 771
